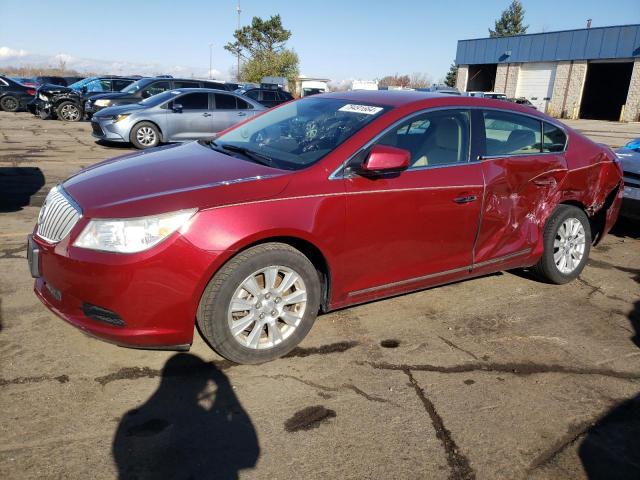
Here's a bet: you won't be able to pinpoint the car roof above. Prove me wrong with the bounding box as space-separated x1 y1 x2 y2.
319 90 456 106
169 87 239 94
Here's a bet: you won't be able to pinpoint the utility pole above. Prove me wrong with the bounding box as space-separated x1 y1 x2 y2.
209 43 213 79
236 0 241 81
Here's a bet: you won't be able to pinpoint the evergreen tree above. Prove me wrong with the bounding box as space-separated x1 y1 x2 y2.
489 0 528 37
444 62 457 88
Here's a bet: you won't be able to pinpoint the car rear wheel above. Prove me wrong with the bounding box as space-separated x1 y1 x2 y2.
0 96 20 112
56 101 82 122
532 205 591 284
197 243 321 364
130 122 160 149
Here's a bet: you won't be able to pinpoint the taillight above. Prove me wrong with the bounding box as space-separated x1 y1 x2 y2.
26 89 36 96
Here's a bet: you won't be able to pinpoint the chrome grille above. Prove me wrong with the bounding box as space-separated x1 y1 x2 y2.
36 186 82 243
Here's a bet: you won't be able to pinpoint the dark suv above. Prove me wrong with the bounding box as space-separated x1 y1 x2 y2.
30 76 138 121
238 87 293 108
84 77 234 117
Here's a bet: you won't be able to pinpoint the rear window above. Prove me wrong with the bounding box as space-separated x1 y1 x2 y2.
214 93 237 110
542 122 567 152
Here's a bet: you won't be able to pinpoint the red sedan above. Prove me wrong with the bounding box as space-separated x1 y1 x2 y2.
28 91 623 364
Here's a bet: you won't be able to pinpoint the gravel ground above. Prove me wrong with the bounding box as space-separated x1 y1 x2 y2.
1 112 639 480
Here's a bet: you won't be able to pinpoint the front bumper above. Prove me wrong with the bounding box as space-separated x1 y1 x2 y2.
28 97 52 115
90 117 129 142
29 226 219 349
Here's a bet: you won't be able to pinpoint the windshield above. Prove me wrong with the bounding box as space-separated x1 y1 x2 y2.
215 97 390 170
68 77 95 90
139 89 181 106
122 78 153 94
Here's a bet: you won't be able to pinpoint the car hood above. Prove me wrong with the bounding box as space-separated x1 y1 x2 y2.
63 141 290 218
94 103 147 117
615 147 640 175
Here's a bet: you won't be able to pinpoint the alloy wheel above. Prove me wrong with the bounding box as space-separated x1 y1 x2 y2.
227 265 308 350
3 97 18 111
553 217 586 274
60 104 80 121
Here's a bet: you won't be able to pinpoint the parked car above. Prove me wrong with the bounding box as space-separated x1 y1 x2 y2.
615 139 640 220
90 88 265 149
30 76 138 121
64 76 85 86
417 85 462 95
236 87 293 108
467 91 508 100
34 76 68 86
84 77 233 117
0 75 36 111
509 97 537 109
28 91 623 364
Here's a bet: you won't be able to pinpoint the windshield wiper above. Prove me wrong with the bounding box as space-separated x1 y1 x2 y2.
220 144 276 168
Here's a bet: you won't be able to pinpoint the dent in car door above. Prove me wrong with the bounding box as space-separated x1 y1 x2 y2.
473 110 568 265
341 109 484 300
166 92 213 141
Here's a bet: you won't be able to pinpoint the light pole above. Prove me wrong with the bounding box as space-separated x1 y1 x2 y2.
236 0 241 80
209 43 213 79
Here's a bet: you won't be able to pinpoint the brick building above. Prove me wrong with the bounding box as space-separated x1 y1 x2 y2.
454 24 640 122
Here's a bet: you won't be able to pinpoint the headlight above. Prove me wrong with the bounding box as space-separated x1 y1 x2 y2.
74 209 197 253
113 113 130 123
38 93 48 101
94 99 110 107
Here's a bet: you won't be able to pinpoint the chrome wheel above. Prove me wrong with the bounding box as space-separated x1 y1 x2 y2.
60 104 80 121
136 126 156 146
553 217 586 274
227 265 307 350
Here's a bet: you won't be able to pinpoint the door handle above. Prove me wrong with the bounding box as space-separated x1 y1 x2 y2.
453 195 478 204
237 112 247 116
202 112 212 117
533 177 557 186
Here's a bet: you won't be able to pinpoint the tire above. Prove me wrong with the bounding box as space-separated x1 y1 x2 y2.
130 121 160 149
532 205 591 284
197 243 322 364
0 96 20 112
56 101 82 122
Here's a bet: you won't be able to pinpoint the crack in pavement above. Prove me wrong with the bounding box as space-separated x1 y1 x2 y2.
0 374 69 387
367 361 640 380
437 336 479 360
265 373 394 404
577 276 629 303
404 369 476 480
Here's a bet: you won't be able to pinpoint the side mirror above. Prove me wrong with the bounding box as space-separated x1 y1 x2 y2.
172 103 183 113
358 144 410 176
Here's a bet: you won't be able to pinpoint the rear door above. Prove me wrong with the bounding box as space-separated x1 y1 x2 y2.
164 92 212 141
473 109 568 266
211 93 256 133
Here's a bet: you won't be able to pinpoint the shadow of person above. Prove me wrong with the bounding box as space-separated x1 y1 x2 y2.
578 301 640 479
112 353 259 480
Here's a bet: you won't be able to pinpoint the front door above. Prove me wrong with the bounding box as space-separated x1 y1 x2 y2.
165 92 213 141
341 108 484 299
474 109 569 265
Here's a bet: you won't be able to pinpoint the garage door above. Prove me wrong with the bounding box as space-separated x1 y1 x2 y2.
515 63 557 113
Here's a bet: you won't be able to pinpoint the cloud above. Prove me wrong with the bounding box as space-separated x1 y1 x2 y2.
0 46 225 79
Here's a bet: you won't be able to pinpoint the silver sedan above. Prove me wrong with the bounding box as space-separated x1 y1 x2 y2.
90 88 266 149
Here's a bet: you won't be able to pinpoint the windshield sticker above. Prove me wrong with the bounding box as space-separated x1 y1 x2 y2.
338 104 383 115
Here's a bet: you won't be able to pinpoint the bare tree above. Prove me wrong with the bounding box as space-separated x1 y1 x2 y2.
409 72 431 88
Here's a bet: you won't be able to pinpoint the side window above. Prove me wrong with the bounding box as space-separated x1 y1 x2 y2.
85 79 107 92
245 90 260 100
262 91 277 102
142 81 170 97
205 82 226 90
214 93 237 110
177 92 209 110
236 98 252 109
483 111 541 156
112 79 132 91
542 122 567 152
377 109 470 168
173 80 199 88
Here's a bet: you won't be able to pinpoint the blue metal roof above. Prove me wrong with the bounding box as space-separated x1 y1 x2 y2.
456 24 640 65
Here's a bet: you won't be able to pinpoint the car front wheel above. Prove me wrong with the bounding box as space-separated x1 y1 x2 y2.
197 243 321 364
533 204 591 284
56 101 82 122
130 122 160 149
0 96 20 112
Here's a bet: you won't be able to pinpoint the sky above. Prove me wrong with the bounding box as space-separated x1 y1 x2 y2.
0 0 638 83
